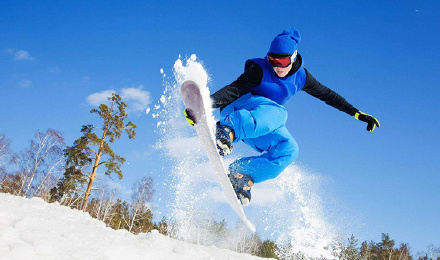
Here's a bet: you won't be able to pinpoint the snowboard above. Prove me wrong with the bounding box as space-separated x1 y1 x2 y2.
180 80 256 233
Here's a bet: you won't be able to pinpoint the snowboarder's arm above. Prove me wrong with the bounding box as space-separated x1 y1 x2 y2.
302 69 359 116
210 62 263 109
302 69 380 131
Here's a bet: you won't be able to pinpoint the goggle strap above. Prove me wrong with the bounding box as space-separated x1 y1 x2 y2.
290 50 298 63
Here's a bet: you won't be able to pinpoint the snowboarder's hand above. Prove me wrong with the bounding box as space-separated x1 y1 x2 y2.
355 111 380 132
184 109 195 126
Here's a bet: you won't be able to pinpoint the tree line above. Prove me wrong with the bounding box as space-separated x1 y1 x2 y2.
334 233 440 260
1 94 135 209
0 94 162 235
0 94 438 259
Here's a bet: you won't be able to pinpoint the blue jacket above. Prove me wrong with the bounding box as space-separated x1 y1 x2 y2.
211 54 358 116
246 58 306 105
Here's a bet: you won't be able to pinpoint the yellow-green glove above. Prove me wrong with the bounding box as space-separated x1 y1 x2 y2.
355 111 380 132
184 109 195 126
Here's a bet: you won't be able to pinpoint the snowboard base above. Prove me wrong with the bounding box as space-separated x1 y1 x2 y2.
181 80 256 233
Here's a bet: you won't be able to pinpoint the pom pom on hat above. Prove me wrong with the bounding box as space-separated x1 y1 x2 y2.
268 28 301 55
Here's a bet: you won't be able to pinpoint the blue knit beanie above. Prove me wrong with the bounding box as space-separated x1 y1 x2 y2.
268 28 301 55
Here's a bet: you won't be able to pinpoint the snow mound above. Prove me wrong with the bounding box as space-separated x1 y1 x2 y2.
0 193 267 260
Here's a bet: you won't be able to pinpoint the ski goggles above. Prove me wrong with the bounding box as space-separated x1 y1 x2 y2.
267 54 292 68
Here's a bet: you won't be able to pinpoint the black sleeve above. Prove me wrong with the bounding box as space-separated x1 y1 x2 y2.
302 68 359 116
210 61 263 109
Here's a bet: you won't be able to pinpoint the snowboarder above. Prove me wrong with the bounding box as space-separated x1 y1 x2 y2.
184 28 380 205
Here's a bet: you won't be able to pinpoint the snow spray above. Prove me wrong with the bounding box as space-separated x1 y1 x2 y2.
152 55 341 259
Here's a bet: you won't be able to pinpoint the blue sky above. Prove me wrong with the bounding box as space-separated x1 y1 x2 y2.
1 0 439 254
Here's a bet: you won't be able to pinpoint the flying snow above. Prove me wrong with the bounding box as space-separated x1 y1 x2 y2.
150 54 344 259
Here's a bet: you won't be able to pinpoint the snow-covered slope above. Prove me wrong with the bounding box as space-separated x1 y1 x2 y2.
0 193 268 260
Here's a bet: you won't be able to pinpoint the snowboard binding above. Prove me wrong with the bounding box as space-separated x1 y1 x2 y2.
215 123 235 156
228 172 254 206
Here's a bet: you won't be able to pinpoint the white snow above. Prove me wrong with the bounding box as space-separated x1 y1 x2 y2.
0 193 268 260
172 54 216 142
160 95 166 104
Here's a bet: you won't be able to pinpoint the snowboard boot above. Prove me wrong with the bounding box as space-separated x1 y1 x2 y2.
228 172 254 206
215 123 235 156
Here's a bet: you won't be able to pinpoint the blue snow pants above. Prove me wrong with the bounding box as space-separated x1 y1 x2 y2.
220 93 298 183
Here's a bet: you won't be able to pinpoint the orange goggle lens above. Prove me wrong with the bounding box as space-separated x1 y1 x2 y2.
267 55 291 67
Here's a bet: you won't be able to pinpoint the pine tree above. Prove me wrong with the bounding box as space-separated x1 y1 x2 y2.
259 239 279 259
130 209 154 234
379 233 396 260
51 94 136 210
339 235 360 260
108 199 130 230
359 233 414 260
360 241 373 260
155 216 169 235
210 219 230 245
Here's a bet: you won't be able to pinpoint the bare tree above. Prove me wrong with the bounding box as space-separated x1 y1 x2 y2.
0 134 12 191
0 134 11 169
14 129 65 198
100 188 120 223
127 176 154 233
84 181 120 223
232 222 252 253
398 244 412 260
34 154 65 201
427 244 440 260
